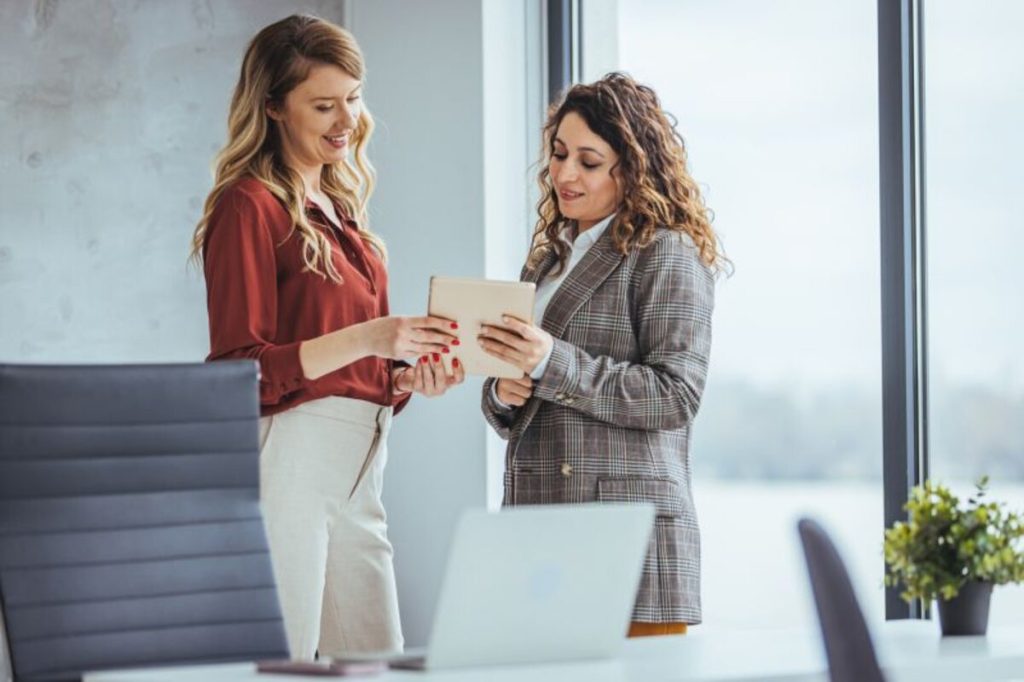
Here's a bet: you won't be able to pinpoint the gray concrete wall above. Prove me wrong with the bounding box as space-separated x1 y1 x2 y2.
0 0 346 364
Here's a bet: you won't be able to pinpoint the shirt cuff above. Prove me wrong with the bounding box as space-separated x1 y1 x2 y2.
258 341 308 404
529 344 554 380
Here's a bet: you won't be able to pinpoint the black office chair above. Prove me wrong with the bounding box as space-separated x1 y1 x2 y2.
797 518 886 682
0 362 289 682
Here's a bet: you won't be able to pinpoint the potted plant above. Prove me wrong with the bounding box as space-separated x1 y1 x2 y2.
883 476 1024 636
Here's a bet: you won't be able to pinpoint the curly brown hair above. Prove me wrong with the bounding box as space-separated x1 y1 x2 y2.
530 72 729 275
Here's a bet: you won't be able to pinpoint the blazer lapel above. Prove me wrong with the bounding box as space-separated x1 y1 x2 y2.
512 229 625 439
538 228 625 339
521 248 557 287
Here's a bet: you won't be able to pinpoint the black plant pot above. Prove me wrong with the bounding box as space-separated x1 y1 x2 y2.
937 581 993 636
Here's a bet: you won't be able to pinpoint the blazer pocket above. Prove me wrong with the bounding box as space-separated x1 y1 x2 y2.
597 477 684 518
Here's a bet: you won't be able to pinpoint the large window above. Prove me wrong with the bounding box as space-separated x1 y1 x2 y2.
923 0 1024 626
586 0 884 627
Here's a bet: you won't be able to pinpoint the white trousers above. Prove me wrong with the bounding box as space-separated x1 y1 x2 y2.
258 396 403 659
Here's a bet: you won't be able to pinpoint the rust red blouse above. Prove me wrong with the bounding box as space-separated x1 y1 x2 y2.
203 177 409 416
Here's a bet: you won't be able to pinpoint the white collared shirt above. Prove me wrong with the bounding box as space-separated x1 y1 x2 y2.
492 213 615 408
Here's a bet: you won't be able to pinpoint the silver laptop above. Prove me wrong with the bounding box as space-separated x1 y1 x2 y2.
391 502 655 670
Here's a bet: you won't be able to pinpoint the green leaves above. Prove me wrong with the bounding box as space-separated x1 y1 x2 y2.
883 477 1024 604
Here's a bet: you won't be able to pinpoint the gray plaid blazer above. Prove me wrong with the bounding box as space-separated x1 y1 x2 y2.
482 226 714 624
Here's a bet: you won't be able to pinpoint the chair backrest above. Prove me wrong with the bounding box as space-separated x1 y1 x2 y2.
0 362 288 682
797 518 886 682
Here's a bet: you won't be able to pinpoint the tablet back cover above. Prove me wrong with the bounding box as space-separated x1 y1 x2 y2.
428 276 536 378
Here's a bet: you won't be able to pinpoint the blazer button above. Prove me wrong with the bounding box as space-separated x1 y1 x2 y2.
555 392 565 401
560 462 573 477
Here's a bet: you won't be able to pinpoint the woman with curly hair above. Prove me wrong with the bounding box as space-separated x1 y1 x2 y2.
479 72 728 636
191 15 463 659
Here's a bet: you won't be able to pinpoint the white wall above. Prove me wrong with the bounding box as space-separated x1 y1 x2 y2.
482 0 540 509
581 0 619 82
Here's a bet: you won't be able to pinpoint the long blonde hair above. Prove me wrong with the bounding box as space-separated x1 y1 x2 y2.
190 14 383 281
530 73 729 276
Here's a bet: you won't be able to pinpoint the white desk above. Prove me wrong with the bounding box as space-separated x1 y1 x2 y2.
85 621 1024 682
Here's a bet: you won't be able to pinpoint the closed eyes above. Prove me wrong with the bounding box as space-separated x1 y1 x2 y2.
552 152 601 170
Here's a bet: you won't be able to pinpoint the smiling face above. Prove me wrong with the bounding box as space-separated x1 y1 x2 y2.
267 62 362 177
548 111 622 232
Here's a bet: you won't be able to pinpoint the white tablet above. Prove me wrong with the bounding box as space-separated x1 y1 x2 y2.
428 276 536 378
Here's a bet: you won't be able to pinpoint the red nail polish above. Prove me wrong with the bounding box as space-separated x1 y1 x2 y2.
420 356 428 364
432 353 440 362
451 322 459 330
442 347 450 354
453 358 460 368
452 339 461 346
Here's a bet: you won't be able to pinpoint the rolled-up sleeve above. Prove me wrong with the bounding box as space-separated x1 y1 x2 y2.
203 188 309 406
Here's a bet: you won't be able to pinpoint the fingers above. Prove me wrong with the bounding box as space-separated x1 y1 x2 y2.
478 336 519 364
496 378 531 406
405 320 458 357
411 316 460 333
511 375 533 389
500 391 525 407
447 358 465 386
478 325 524 362
409 342 448 357
496 382 521 406
394 367 414 393
407 337 453 357
498 315 533 337
479 321 549 377
410 344 449 359
422 354 439 394
412 357 426 393
504 379 532 401
379 316 461 360
412 353 451 396
430 353 449 391
414 329 459 347
478 324 526 350
406 352 463 397
406 327 455 356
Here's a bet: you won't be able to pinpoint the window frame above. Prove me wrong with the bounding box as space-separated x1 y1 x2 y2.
878 0 929 621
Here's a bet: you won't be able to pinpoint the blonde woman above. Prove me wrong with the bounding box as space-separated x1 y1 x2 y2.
479 73 728 636
191 15 464 658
